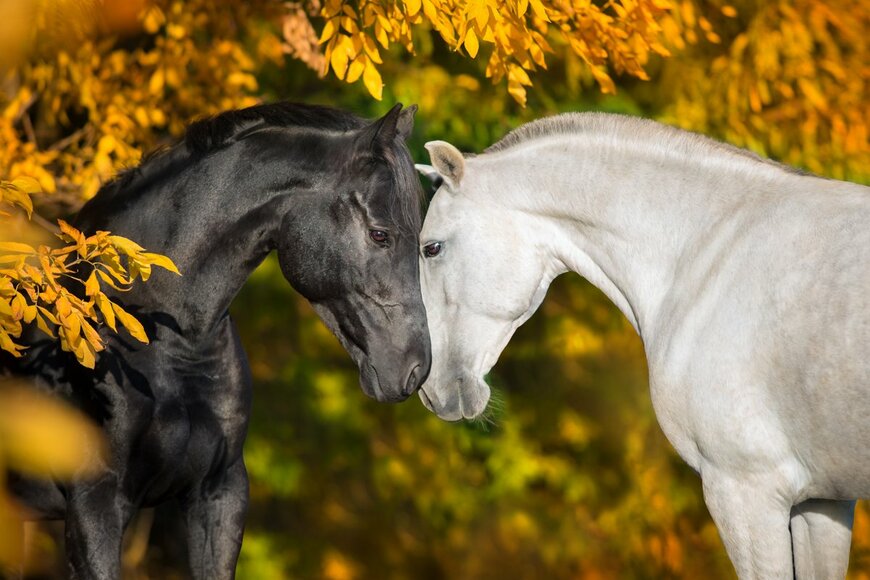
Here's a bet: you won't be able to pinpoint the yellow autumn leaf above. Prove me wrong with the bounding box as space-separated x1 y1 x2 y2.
96 294 116 331
404 0 422 17
149 68 165 95
319 18 338 44
73 335 96 368
34 309 55 338
131 260 152 282
79 318 104 353
507 81 527 106
97 135 116 154
322 0 342 18
0 242 36 254
518 0 530 17
528 0 549 21
84 271 100 296
37 306 58 325
375 15 393 33
346 56 367 84
0 383 106 479
97 251 131 285
0 185 34 218
362 34 383 64
112 302 149 344
22 304 36 324
0 330 24 357
56 220 87 256
140 252 181 275
464 28 480 58
60 310 83 351
590 66 616 94
96 268 131 291
362 60 383 100
10 177 42 194
374 22 389 48
142 5 165 33
107 235 145 256
10 293 25 320
508 65 531 86
329 36 351 79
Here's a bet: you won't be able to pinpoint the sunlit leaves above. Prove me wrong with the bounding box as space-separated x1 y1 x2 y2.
1 0 271 208
663 0 869 181
0 0 278 367
0 185 179 367
310 0 695 105
0 178 38 217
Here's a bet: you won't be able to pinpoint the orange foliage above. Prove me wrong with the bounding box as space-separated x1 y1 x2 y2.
664 0 869 180
314 0 705 105
0 0 280 364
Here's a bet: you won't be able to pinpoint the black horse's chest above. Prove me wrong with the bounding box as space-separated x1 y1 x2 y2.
131 347 252 504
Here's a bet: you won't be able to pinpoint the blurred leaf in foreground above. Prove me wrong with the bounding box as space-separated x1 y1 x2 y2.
0 381 106 572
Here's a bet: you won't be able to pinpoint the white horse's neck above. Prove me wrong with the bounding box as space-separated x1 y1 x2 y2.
472 124 803 345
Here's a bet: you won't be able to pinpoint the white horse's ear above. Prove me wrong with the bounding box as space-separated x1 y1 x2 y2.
424 141 464 190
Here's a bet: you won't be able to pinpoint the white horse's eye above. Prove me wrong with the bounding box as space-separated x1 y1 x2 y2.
423 242 443 258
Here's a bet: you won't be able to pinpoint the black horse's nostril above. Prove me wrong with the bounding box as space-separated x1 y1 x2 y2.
403 364 423 397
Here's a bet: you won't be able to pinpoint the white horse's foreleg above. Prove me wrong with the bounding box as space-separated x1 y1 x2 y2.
790 499 855 580
702 471 794 579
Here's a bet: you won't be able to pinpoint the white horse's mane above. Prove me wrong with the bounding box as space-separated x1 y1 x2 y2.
485 112 811 177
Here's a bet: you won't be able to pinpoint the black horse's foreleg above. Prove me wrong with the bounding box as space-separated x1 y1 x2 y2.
64 478 133 580
182 457 249 580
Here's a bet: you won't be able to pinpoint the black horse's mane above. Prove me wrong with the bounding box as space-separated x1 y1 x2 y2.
108 103 367 192
183 102 368 154
83 102 422 233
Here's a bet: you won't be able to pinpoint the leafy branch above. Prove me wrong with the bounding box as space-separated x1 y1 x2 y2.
0 180 180 368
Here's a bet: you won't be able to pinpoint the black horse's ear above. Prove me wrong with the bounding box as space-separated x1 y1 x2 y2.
358 103 403 147
397 104 417 141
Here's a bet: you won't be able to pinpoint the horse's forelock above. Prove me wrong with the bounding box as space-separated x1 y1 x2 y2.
384 140 424 237
358 138 423 238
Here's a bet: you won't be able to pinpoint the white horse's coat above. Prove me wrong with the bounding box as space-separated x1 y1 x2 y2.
418 113 869 579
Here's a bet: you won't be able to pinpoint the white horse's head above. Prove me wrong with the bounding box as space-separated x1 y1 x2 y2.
416 141 563 421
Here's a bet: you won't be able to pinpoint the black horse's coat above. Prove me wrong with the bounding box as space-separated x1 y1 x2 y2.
1 102 430 578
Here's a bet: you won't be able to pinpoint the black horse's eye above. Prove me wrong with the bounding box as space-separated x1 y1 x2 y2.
369 229 389 244
423 242 442 258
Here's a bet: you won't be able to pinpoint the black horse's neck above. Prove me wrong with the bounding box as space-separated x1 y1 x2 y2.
75 104 366 344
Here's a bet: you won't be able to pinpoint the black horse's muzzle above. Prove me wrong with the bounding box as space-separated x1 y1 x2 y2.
362 344 430 403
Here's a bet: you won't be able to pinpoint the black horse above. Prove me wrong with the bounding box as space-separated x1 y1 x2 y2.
2 102 430 578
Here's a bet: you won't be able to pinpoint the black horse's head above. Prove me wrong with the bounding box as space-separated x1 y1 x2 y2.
276 104 430 402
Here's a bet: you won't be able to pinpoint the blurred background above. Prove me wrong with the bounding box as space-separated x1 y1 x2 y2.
1 0 868 578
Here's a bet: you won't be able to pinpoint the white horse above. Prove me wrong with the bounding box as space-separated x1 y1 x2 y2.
415 113 870 579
